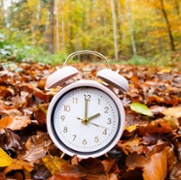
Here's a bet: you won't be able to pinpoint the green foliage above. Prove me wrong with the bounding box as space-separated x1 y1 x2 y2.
126 55 151 65
0 40 67 65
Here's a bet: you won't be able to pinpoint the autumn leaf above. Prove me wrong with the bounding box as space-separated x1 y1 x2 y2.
19 133 52 163
1 60 181 179
0 116 13 131
3 159 34 177
162 107 181 118
130 102 153 117
43 155 68 174
0 148 13 167
43 155 86 179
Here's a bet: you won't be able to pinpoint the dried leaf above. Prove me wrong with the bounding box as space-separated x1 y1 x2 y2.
19 133 52 163
143 149 168 180
162 107 181 118
43 155 68 174
3 159 34 176
0 148 13 167
7 115 31 131
43 155 86 179
0 116 13 130
4 128 24 151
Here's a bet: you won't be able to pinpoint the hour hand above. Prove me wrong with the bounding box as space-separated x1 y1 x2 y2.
87 113 100 122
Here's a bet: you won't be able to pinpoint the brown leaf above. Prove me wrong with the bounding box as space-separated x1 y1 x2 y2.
0 86 14 99
33 103 48 124
31 164 51 180
162 107 181 118
19 83 50 101
143 149 168 180
19 133 52 163
170 161 181 180
48 174 82 180
4 128 24 151
7 115 31 131
101 158 118 174
137 119 174 137
118 137 143 155
43 155 86 179
125 143 176 180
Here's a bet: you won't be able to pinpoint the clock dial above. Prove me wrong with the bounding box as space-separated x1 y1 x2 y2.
52 87 120 156
47 80 125 158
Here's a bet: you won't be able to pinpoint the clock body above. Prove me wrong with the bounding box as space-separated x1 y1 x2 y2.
47 80 125 159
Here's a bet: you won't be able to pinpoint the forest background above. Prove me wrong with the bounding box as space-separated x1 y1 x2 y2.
0 0 181 66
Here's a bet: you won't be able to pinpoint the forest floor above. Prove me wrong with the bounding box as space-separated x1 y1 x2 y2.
0 61 181 179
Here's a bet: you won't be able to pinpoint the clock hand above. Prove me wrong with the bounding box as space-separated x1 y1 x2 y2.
87 122 109 129
77 113 100 125
87 113 100 122
77 115 108 129
84 99 88 119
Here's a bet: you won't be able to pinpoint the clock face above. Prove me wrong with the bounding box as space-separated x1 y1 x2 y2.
47 81 125 158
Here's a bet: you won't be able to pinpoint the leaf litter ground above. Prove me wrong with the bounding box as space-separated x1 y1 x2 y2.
0 61 181 180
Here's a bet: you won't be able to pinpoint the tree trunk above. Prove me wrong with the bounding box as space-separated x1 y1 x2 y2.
160 0 175 51
126 0 137 55
110 0 119 60
61 0 65 49
175 0 180 16
55 0 60 52
0 0 4 28
49 0 55 54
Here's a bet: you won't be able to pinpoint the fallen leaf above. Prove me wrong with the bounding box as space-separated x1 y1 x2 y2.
162 107 181 118
0 116 13 130
43 155 86 179
7 115 31 131
3 159 34 176
43 155 68 174
0 148 13 167
19 133 52 163
143 149 168 180
4 128 24 151
118 137 143 155
130 102 153 117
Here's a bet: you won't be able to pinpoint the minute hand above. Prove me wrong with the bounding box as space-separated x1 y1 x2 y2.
87 113 100 122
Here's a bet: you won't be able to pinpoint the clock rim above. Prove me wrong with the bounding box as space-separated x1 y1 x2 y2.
47 80 125 159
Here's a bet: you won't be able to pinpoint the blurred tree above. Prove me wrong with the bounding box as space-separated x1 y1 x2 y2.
48 0 55 54
160 0 175 51
126 0 137 55
1 0 181 60
110 0 118 60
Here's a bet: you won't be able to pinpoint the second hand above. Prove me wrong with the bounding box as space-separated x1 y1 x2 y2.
77 117 108 129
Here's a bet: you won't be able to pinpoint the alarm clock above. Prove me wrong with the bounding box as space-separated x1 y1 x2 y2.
46 50 128 159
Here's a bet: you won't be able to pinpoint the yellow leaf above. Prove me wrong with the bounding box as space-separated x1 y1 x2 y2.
0 148 13 167
124 124 137 132
43 155 68 175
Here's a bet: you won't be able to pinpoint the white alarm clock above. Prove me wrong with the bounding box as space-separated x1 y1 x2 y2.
46 50 128 159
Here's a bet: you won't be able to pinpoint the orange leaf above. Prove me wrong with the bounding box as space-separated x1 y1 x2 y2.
3 159 33 176
0 116 13 130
